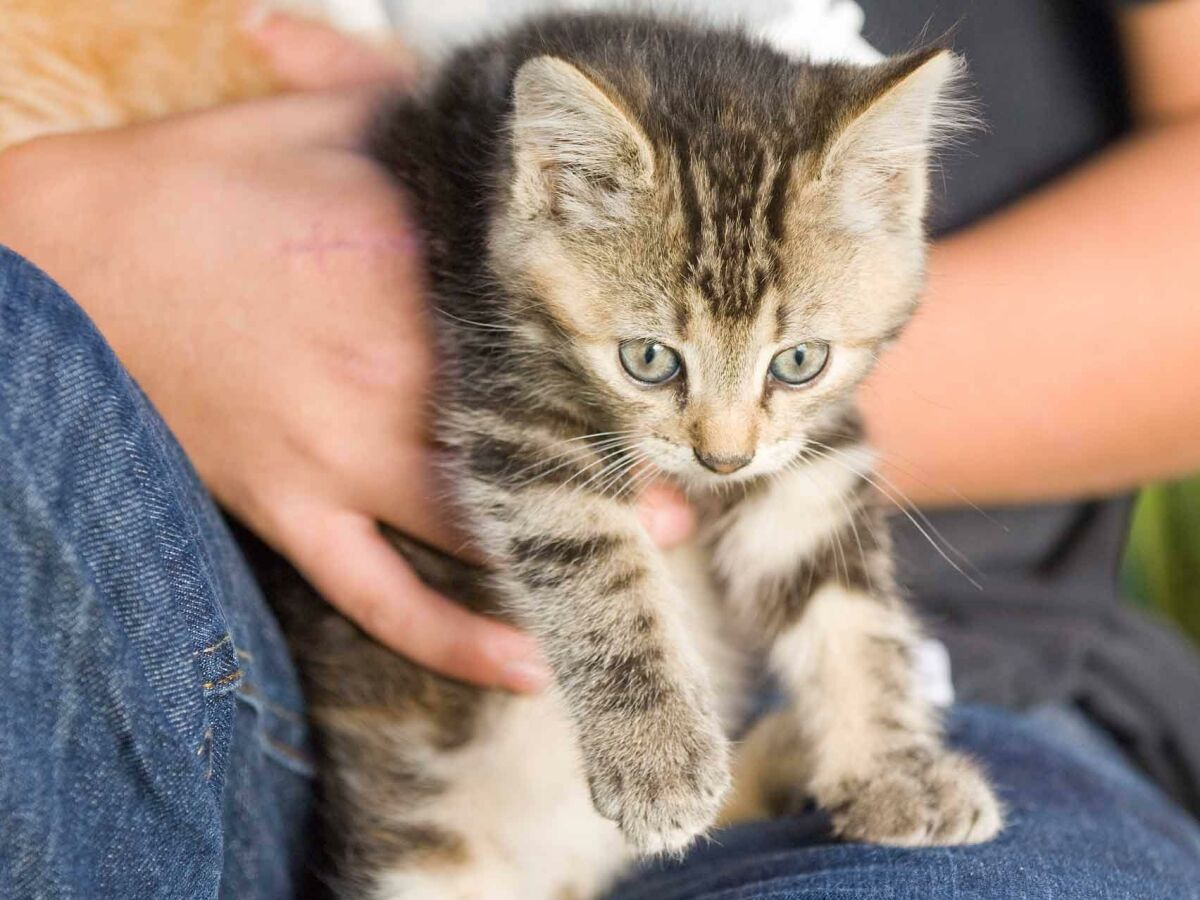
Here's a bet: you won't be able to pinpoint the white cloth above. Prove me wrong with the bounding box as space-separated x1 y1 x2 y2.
760 0 880 63
351 0 877 63
280 0 391 33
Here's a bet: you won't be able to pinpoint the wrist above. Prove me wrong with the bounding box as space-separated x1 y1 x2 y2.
0 135 93 280
0 142 41 255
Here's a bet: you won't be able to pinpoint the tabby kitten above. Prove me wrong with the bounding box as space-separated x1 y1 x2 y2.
255 11 1003 899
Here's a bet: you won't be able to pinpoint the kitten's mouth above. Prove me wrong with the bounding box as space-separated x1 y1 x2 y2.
686 442 804 488
636 438 780 488
678 459 772 489
691 465 767 487
693 451 754 476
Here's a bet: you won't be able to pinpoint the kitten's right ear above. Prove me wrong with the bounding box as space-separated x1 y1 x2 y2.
818 49 968 232
510 56 655 226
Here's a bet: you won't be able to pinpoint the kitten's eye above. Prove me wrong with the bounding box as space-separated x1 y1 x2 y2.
619 339 682 385
769 341 830 386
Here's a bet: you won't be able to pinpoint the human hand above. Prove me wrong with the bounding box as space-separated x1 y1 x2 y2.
0 12 695 691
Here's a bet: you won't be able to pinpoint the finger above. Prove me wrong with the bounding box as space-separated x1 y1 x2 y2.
241 6 415 90
284 508 550 692
372 449 484 564
637 482 697 549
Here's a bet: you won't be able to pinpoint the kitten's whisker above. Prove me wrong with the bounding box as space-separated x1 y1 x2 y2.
524 445 632 499
503 440 625 487
545 445 648 502
863 478 982 589
599 461 643 499
812 428 1007 533
432 307 521 334
803 445 982 590
599 448 661 499
866 467 983 574
621 461 666 503
581 461 640 502
563 447 637 490
872 454 1009 534
497 433 636 486
793 448 878 594
616 449 663 495
806 440 979 573
582 451 637 495
833 478 874 594
552 429 639 447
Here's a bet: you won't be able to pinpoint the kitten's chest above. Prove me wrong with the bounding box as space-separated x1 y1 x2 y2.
701 452 875 611
661 541 758 731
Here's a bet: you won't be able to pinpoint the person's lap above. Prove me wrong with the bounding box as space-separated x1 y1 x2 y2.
0 247 316 898
3 245 1198 899
609 704 1200 899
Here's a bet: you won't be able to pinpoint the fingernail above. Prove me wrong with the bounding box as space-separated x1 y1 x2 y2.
502 659 552 693
240 2 273 33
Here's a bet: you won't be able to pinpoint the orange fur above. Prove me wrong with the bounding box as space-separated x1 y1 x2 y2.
0 0 295 150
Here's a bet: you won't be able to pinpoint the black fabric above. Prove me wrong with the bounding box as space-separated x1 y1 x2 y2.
851 0 1200 817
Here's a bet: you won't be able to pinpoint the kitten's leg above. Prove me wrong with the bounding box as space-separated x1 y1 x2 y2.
718 710 809 826
770 584 1000 844
451 414 730 854
712 462 1001 846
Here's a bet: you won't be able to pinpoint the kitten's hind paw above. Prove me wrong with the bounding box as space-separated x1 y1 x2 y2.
823 748 1003 847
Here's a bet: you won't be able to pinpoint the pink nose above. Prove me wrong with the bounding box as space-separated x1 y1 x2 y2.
694 450 753 474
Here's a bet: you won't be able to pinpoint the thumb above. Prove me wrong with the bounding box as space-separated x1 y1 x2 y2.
242 7 415 91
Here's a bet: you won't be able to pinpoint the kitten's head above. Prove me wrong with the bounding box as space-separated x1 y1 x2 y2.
491 35 963 487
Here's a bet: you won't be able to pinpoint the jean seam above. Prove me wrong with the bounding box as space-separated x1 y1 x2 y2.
232 689 316 778
1 422 232 741
202 669 245 693
196 635 233 656
2 271 240 778
131 390 238 656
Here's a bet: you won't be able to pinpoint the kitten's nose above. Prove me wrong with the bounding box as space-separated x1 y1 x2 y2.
694 449 753 475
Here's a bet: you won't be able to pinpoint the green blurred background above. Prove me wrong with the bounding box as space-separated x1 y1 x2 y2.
1123 477 1200 644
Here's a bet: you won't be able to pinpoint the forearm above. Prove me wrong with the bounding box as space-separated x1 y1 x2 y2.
862 112 1200 506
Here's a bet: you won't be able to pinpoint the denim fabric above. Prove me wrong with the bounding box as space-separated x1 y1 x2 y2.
1 242 1198 899
0 246 316 899
611 704 1200 899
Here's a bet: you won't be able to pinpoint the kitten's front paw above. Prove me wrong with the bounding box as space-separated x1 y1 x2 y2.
822 747 1002 846
584 705 731 856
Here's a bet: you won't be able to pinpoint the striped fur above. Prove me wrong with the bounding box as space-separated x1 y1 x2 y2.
4 6 1000 896
285 13 998 897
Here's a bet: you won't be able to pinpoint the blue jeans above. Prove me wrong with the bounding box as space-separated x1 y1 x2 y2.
2 244 1198 899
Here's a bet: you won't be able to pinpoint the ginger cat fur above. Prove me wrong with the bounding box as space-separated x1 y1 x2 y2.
0 0 331 151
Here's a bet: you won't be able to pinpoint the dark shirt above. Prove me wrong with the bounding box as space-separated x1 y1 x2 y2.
856 0 1200 815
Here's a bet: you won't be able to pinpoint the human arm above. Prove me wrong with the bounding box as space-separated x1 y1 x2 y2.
0 16 563 689
860 0 1200 506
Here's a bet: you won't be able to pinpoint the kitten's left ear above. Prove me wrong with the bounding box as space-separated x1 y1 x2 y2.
820 49 967 231
510 56 655 226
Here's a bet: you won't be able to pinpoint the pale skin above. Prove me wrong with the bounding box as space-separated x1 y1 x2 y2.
863 0 1200 505
0 4 1196 687
0 12 691 692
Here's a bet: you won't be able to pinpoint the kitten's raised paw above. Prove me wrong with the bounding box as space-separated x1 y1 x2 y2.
584 707 731 856
823 747 1003 847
